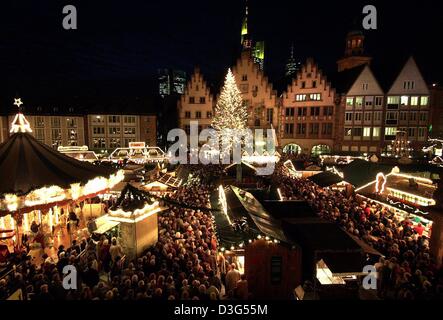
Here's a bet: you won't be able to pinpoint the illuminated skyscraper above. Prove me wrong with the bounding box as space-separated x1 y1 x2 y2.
158 69 187 97
285 44 301 77
253 41 265 71
240 0 265 70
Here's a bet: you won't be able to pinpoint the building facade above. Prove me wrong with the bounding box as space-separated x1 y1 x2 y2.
0 112 156 152
177 67 214 137
337 65 385 154
7 114 86 148
280 58 337 155
232 51 279 132
384 57 431 153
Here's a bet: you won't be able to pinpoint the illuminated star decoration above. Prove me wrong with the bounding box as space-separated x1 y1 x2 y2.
10 98 32 133
14 98 23 109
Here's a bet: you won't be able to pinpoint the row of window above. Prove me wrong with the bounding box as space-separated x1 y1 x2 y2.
184 111 212 119
344 111 428 123
34 128 80 141
387 96 429 108
34 117 79 128
284 123 333 136
92 126 137 135
295 93 322 102
92 138 136 149
344 126 427 138
385 127 427 138
345 127 381 138
354 80 417 92
91 116 137 124
346 96 384 108
188 97 206 104
346 96 429 109
285 106 333 117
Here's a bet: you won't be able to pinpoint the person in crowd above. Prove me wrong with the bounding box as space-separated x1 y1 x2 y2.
109 237 124 263
236 274 249 300
225 263 241 295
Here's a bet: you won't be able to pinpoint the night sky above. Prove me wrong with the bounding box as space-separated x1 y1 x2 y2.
1 0 442 107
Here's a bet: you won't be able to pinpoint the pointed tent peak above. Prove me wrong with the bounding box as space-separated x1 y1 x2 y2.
10 98 32 133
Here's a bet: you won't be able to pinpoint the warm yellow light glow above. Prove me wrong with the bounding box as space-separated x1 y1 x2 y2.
1 170 124 212
109 202 160 219
277 188 283 201
9 215 15 230
355 173 393 192
25 186 66 207
219 185 232 225
386 187 436 206
4 194 19 212
10 113 32 133
47 209 52 229
391 173 434 185
375 172 387 193
23 213 29 232
54 207 59 225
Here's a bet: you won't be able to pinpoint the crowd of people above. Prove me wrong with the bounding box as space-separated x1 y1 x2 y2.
0 166 250 301
274 161 443 300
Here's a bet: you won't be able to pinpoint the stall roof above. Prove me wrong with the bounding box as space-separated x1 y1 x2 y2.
308 171 344 188
358 173 436 200
225 161 257 177
341 159 393 188
0 132 116 196
231 186 292 244
260 200 318 220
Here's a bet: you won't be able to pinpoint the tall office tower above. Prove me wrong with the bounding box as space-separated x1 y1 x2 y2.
285 44 301 77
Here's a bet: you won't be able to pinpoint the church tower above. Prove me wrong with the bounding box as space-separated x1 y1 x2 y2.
337 30 372 72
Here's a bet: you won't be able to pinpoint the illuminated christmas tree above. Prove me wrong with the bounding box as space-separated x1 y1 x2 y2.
212 68 248 156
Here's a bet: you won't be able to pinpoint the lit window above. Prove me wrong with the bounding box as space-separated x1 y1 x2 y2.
410 96 419 106
363 127 371 137
385 127 397 136
420 96 429 106
346 97 354 107
401 96 409 106
309 93 321 101
373 127 380 138
296 94 307 101
355 97 363 107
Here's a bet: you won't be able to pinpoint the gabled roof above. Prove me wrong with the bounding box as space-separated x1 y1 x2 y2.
387 56 430 95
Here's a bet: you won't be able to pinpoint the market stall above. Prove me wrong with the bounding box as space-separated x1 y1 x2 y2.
0 102 124 256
